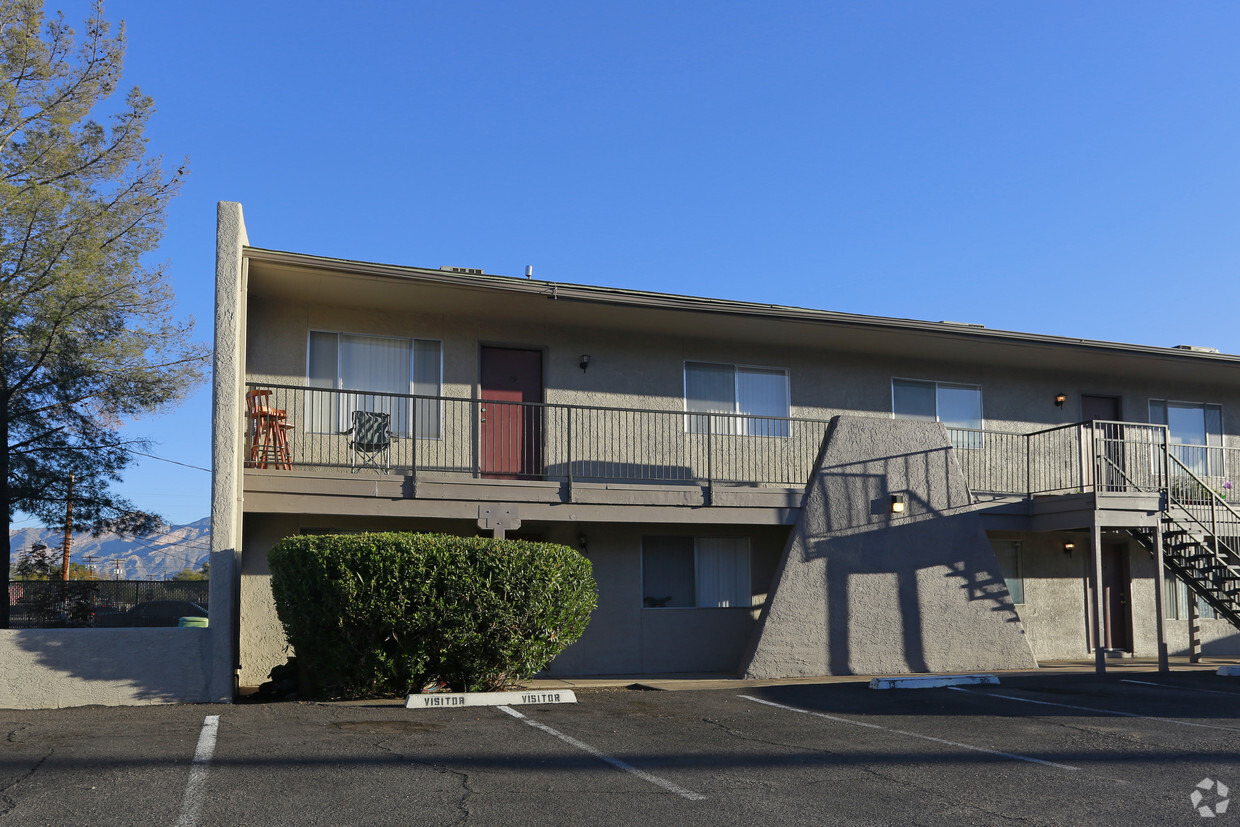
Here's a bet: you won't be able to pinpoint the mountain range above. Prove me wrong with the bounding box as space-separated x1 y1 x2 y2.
8 517 210 580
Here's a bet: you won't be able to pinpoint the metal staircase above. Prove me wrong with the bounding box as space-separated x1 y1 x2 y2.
1129 452 1240 629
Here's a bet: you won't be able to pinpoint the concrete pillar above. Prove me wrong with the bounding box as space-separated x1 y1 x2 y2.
208 201 248 702
1091 521 1106 674
1153 523 1169 673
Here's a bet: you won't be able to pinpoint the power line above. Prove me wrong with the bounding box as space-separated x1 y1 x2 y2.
39 442 211 472
110 537 200 556
122 448 210 473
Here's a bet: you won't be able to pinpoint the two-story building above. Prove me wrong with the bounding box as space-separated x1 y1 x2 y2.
211 202 1239 691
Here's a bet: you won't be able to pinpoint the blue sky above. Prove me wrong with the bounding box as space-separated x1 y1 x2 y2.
19 0 1240 529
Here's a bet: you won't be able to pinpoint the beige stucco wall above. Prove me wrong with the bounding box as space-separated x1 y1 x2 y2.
0 629 212 709
235 513 787 685
995 532 1240 661
988 531 1093 661
741 417 1039 679
208 201 248 700
242 292 1240 448
1167 616 1240 656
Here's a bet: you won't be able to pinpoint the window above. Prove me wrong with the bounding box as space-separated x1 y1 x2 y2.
893 378 982 429
1149 400 1223 477
642 536 751 608
307 332 442 437
685 362 789 436
1164 573 1217 620
992 539 1023 604
893 378 982 448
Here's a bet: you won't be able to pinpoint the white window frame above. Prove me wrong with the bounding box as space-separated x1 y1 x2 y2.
306 330 443 438
683 361 791 437
640 536 752 609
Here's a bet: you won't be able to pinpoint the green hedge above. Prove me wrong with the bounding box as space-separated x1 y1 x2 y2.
268 532 597 698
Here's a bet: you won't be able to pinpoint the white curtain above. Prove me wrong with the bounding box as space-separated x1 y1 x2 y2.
412 339 442 438
737 367 789 436
306 332 339 433
695 538 750 608
340 335 411 434
685 362 736 434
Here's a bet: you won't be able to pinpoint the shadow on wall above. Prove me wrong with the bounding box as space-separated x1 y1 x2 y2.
1174 627 1240 657
742 416 1035 679
808 510 1021 679
2 628 211 707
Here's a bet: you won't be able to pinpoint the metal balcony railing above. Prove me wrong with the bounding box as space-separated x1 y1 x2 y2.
246 384 833 488
245 384 1239 503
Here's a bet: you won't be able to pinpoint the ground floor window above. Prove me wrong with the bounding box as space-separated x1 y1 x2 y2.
991 539 1024 604
1164 573 1217 620
642 536 751 608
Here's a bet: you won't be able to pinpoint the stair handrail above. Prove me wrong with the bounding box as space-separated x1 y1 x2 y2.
1163 451 1240 572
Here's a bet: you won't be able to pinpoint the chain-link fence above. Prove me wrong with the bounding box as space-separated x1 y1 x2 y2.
5 580 209 628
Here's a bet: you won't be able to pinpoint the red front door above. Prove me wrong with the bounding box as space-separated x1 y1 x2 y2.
480 346 543 478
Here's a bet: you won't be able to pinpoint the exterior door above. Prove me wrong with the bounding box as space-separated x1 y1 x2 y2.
1083 395 1124 491
1101 543 1132 651
480 346 543 478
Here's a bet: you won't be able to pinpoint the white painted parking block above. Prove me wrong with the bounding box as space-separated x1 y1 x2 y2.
405 689 577 709
869 674 998 690
1218 665 1240 677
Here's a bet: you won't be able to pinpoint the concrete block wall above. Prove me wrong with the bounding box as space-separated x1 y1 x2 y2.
0 629 212 709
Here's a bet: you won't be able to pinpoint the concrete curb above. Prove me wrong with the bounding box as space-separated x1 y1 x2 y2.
1217 665 1240 677
869 674 999 690
405 689 577 709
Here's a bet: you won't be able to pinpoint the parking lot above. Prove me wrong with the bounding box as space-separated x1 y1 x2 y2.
2 668 1238 826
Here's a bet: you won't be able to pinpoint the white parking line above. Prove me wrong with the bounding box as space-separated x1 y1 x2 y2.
497 705 707 800
738 695 1078 771
947 687 1240 732
174 715 220 827
1121 679 1240 697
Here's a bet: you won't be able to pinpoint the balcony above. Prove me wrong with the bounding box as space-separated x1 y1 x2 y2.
243 384 1238 511
243 384 828 511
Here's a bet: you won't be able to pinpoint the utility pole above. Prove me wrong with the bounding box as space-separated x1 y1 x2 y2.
60 473 74 581
82 554 98 578
112 559 122 581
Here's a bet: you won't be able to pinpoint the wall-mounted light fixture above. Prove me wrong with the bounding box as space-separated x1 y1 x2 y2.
578 534 589 553
1055 393 1067 408
1063 541 1075 556
890 493 907 514
579 354 591 372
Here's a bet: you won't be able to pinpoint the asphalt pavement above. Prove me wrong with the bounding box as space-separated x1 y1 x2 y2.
2 667 1239 826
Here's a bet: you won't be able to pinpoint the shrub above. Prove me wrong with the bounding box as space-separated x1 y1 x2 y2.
268 532 597 698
